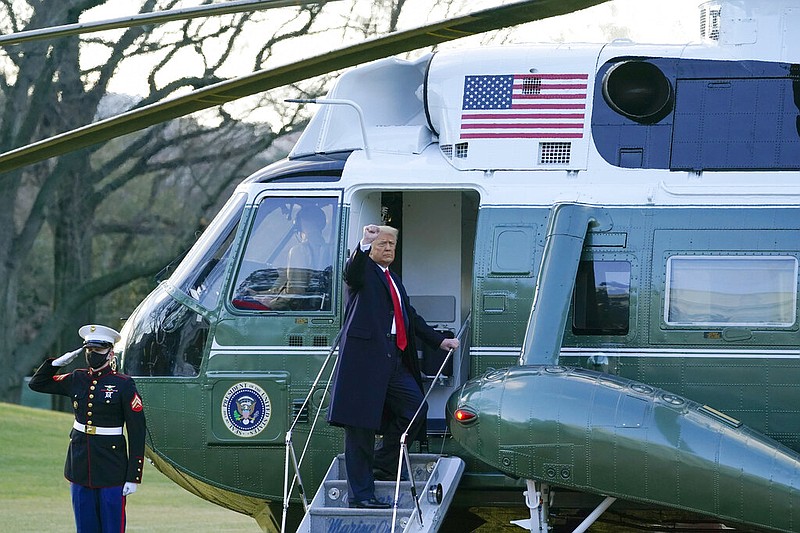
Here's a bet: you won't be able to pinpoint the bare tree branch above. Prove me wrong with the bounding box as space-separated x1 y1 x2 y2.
1 0 451 404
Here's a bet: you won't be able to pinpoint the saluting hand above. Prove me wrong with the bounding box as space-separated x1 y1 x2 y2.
362 224 381 245
53 347 83 367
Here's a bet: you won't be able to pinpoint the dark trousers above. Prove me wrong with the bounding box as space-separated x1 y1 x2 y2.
344 425 376 501
71 483 126 533
344 354 426 501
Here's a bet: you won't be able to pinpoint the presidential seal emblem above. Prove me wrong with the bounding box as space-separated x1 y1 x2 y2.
221 382 271 437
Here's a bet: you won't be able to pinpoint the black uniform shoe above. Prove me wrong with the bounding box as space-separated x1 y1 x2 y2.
349 497 391 509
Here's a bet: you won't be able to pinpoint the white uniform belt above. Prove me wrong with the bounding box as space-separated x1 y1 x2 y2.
73 420 123 436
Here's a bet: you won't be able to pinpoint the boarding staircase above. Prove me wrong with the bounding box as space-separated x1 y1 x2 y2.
284 317 471 533
296 453 464 533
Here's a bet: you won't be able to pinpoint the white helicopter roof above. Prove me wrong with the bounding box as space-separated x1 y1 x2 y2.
289 0 800 172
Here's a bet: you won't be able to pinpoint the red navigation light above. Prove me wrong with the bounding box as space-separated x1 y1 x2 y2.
454 408 477 424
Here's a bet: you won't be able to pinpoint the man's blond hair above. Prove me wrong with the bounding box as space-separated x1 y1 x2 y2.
376 225 399 238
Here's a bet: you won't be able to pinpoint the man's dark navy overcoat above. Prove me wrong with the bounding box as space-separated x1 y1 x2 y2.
327 244 445 431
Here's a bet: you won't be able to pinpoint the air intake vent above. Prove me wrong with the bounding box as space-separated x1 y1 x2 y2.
522 76 542 95
288 335 303 347
292 398 309 423
699 7 706 37
313 335 328 347
539 142 571 164
455 142 469 159
699 6 721 40
700 9 708 38
441 145 453 159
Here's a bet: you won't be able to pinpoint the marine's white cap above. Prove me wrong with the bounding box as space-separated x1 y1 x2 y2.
78 324 121 347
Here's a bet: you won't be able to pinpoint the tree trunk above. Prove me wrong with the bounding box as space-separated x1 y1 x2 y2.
52 153 95 375
0 0 423 403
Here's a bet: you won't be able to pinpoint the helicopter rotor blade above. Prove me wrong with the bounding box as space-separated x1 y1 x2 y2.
0 0 608 173
0 0 338 46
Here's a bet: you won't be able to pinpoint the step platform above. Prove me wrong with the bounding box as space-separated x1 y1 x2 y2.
297 453 464 533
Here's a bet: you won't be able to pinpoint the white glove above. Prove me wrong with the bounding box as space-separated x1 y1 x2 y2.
122 482 138 496
52 348 83 367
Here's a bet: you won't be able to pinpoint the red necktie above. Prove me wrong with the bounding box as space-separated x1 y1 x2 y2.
384 269 407 350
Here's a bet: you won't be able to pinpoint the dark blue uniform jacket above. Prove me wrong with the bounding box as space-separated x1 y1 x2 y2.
29 359 147 488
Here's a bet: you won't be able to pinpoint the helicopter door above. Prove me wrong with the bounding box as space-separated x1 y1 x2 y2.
348 189 478 434
206 193 342 446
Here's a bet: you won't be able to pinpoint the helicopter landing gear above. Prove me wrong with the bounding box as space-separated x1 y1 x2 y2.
511 481 618 533
511 480 552 532
569 495 616 533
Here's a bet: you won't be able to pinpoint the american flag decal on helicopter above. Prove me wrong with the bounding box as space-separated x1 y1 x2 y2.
460 73 588 139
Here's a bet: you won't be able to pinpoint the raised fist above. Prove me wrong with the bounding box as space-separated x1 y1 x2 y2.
362 224 381 245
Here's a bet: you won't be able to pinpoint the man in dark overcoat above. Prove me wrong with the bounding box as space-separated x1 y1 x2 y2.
29 324 146 532
327 224 459 508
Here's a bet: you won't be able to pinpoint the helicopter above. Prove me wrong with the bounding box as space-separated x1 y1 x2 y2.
9 0 800 532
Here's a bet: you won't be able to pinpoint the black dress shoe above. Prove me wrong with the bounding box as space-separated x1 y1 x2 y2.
349 497 390 509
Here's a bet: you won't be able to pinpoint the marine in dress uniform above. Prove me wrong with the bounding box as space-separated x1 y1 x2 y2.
29 324 146 533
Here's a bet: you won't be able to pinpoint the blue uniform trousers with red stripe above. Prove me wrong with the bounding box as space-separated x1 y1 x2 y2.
71 483 126 533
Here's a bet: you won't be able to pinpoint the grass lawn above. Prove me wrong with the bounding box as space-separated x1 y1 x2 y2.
0 402 260 532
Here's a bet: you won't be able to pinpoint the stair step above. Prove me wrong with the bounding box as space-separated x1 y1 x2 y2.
296 453 464 533
329 453 447 482
317 479 422 509
304 508 412 533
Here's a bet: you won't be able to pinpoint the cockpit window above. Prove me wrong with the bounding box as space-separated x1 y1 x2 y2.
665 256 797 326
232 196 338 312
169 192 247 310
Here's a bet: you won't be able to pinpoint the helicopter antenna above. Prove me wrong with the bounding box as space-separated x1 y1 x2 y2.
286 98 372 159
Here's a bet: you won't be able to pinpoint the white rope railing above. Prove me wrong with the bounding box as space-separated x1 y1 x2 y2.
390 314 471 532
280 328 344 533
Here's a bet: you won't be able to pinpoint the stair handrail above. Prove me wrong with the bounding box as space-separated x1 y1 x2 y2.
280 326 344 533
391 313 471 533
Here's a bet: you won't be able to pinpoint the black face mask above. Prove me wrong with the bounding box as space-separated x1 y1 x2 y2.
86 350 110 369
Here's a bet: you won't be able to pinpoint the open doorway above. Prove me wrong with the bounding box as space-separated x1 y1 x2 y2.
348 189 478 433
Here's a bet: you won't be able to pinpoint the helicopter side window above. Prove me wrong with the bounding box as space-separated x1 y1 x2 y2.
232 196 338 312
572 260 631 335
665 256 797 327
